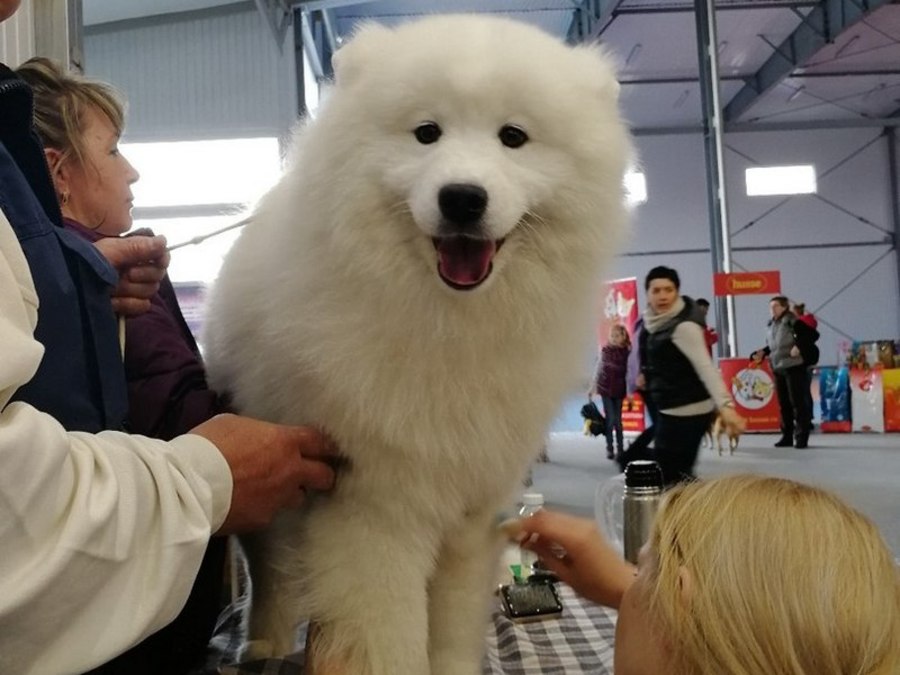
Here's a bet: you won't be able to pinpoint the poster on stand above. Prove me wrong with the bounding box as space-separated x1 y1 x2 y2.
851 366 884 433
819 367 851 432
882 369 900 432
599 277 644 433
719 358 780 432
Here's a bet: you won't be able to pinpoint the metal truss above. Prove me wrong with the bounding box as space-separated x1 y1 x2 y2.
724 0 893 122
566 0 628 44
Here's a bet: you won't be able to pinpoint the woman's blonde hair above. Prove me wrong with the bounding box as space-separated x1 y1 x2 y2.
646 475 900 675
16 57 126 174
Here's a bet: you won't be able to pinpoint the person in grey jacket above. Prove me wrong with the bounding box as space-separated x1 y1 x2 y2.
751 296 812 448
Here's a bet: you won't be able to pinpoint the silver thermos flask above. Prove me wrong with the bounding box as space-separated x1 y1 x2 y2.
622 460 664 565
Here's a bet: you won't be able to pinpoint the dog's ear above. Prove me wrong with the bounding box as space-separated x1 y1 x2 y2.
332 21 393 88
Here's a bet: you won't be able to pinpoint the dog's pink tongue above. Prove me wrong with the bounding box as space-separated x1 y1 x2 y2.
436 237 497 287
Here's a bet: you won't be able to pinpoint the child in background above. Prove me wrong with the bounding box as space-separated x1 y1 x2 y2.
591 324 631 460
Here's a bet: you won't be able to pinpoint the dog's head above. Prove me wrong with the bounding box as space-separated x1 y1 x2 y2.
302 15 632 296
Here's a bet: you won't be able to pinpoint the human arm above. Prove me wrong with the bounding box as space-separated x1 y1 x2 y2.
0 210 336 673
514 510 635 609
672 322 746 432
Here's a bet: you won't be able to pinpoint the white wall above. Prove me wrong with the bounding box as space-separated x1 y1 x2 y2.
0 0 35 66
612 127 899 366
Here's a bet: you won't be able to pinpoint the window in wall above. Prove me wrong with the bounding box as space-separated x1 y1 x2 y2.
122 137 281 285
124 137 282 208
624 170 647 206
745 165 817 197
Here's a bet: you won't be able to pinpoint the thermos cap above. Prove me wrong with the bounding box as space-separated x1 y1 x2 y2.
522 493 544 506
624 460 664 489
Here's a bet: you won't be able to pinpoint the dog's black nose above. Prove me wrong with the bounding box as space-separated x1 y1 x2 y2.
438 183 488 227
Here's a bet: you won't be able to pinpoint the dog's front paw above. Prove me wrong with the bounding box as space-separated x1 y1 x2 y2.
242 639 276 661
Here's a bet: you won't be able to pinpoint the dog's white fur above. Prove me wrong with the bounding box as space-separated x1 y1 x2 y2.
204 15 631 675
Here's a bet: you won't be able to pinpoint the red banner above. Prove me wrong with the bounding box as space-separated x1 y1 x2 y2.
599 278 644 432
719 358 781 432
713 271 781 296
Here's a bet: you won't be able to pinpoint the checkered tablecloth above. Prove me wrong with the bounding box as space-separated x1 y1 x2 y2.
206 584 616 675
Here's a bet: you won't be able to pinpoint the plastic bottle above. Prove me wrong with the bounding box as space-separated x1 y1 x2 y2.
518 492 544 579
622 460 663 565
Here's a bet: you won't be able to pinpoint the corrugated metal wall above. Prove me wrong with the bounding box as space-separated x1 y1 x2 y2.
83 2 297 142
0 1 35 67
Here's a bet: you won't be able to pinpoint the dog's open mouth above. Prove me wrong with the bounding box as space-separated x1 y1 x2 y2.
433 236 504 291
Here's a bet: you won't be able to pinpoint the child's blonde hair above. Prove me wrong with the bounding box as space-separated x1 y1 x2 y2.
609 323 631 351
646 475 900 675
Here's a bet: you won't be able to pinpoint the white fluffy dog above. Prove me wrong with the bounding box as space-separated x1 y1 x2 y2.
203 14 631 675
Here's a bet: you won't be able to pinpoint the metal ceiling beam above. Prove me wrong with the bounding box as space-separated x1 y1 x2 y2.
724 0 893 123
567 0 628 44
293 0 378 11
615 1 818 13
253 0 291 50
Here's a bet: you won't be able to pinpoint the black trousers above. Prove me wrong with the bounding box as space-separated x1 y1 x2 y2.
654 411 713 485
774 365 812 439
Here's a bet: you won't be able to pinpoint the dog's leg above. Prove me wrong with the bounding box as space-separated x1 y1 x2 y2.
301 504 433 675
428 510 503 675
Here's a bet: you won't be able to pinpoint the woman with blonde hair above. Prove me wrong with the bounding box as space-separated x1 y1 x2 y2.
518 474 900 675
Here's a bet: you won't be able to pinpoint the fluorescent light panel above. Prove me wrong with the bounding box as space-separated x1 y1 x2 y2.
745 165 817 196
624 170 647 206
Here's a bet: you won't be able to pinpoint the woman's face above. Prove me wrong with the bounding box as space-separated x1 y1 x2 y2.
614 546 671 675
60 105 139 235
770 300 787 320
647 278 678 314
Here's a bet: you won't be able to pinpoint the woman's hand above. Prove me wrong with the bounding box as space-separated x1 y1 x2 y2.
719 406 746 437
515 510 635 609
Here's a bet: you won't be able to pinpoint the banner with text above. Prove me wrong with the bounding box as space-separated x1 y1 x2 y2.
714 270 781 296
719 358 781 431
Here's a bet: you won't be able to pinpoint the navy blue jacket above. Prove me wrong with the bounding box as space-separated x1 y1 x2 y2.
0 64 127 432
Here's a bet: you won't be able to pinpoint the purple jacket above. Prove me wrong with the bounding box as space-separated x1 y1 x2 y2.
595 343 630 399
63 220 227 439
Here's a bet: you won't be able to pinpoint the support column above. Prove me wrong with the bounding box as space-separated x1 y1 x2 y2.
887 127 900 333
33 0 83 72
694 0 737 356
292 7 307 118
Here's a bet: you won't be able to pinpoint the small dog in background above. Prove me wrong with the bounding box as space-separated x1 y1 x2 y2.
707 410 741 455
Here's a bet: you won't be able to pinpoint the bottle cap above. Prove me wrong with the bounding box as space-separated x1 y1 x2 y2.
624 460 663 489
522 493 544 506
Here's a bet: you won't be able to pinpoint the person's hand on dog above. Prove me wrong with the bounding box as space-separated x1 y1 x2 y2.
719 406 746 437
190 414 338 535
515 509 635 610
94 234 170 316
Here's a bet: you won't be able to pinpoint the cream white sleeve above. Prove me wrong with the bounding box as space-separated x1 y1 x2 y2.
0 210 233 675
671 322 733 409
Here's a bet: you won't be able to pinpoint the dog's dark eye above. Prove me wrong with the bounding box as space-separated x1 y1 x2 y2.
499 125 528 148
414 122 442 145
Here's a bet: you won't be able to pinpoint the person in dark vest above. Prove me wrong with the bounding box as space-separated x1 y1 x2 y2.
637 267 744 484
